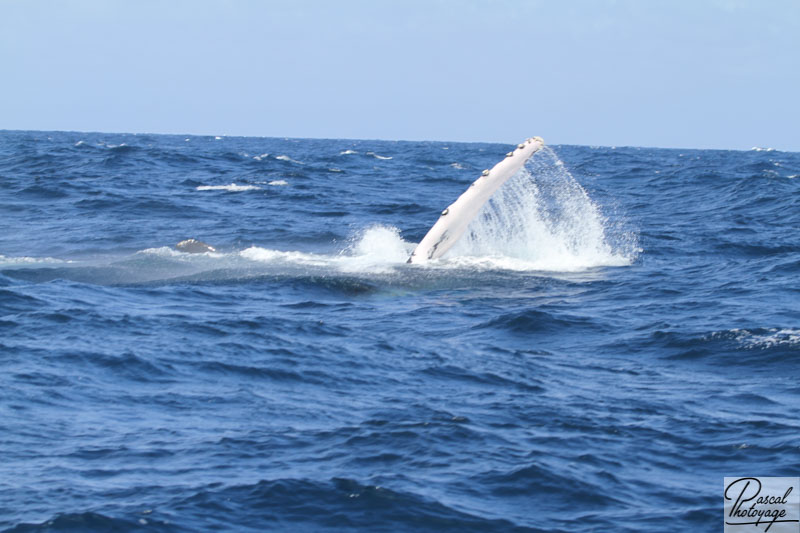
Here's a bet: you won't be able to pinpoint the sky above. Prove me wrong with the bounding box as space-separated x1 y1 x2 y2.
1 0 798 150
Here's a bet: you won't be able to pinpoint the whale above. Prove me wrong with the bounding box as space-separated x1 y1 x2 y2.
407 136 544 263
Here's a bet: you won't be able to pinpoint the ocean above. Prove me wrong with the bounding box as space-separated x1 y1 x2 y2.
0 130 798 532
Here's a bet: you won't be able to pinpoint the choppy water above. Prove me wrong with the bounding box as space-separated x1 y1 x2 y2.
1 130 798 532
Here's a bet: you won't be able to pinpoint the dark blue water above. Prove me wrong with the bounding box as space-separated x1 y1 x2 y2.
1 130 798 532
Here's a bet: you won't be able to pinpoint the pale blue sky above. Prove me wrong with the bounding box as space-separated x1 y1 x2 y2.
2 0 798 150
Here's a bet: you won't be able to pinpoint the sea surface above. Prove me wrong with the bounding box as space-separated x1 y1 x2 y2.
0 130 798 532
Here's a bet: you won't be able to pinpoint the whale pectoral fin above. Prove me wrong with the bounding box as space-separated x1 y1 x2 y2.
408 137 544 264
428 230 449 260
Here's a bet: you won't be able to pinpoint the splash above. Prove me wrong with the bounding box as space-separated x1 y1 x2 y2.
447 147 637 271
339 225 411 272
237 226 410 274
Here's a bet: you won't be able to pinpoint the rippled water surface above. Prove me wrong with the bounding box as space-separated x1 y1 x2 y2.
1 130 798 532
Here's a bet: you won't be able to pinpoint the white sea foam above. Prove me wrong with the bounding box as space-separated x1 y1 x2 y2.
450 162 466 170
276 155 302 164
138 246 223 259
0 254 70 266
253 153 269 161
367 152 392 160
268 180 289 186
137 246 184 258
750 147 776 152
339 149 358 155
239 247 332 267
196 183 261 192
730 328 800 350
215 136 223 140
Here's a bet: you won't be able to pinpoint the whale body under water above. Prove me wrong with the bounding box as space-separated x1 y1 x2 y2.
177 137 544 262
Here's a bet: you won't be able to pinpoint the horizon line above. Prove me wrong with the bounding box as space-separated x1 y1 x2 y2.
0 128 793 155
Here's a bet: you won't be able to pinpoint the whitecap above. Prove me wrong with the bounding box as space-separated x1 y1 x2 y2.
268 180 289 186
367 152 392 160
730 328 800 350
449 162 466 170
339 149 358 155
196 183 261 192
253 153 269 161
276 155 303 164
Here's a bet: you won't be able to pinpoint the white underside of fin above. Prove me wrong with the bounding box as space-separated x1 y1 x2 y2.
408 137 544 263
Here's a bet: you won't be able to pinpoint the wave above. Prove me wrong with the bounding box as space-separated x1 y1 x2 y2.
477 309 602 334
164 477 533 532
649 327 800 365
2 512 157 532
0 477 543 531
275 154 303 164
720 328 800 351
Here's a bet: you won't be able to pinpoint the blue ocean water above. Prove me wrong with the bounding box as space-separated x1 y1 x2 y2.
0 130 798 532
